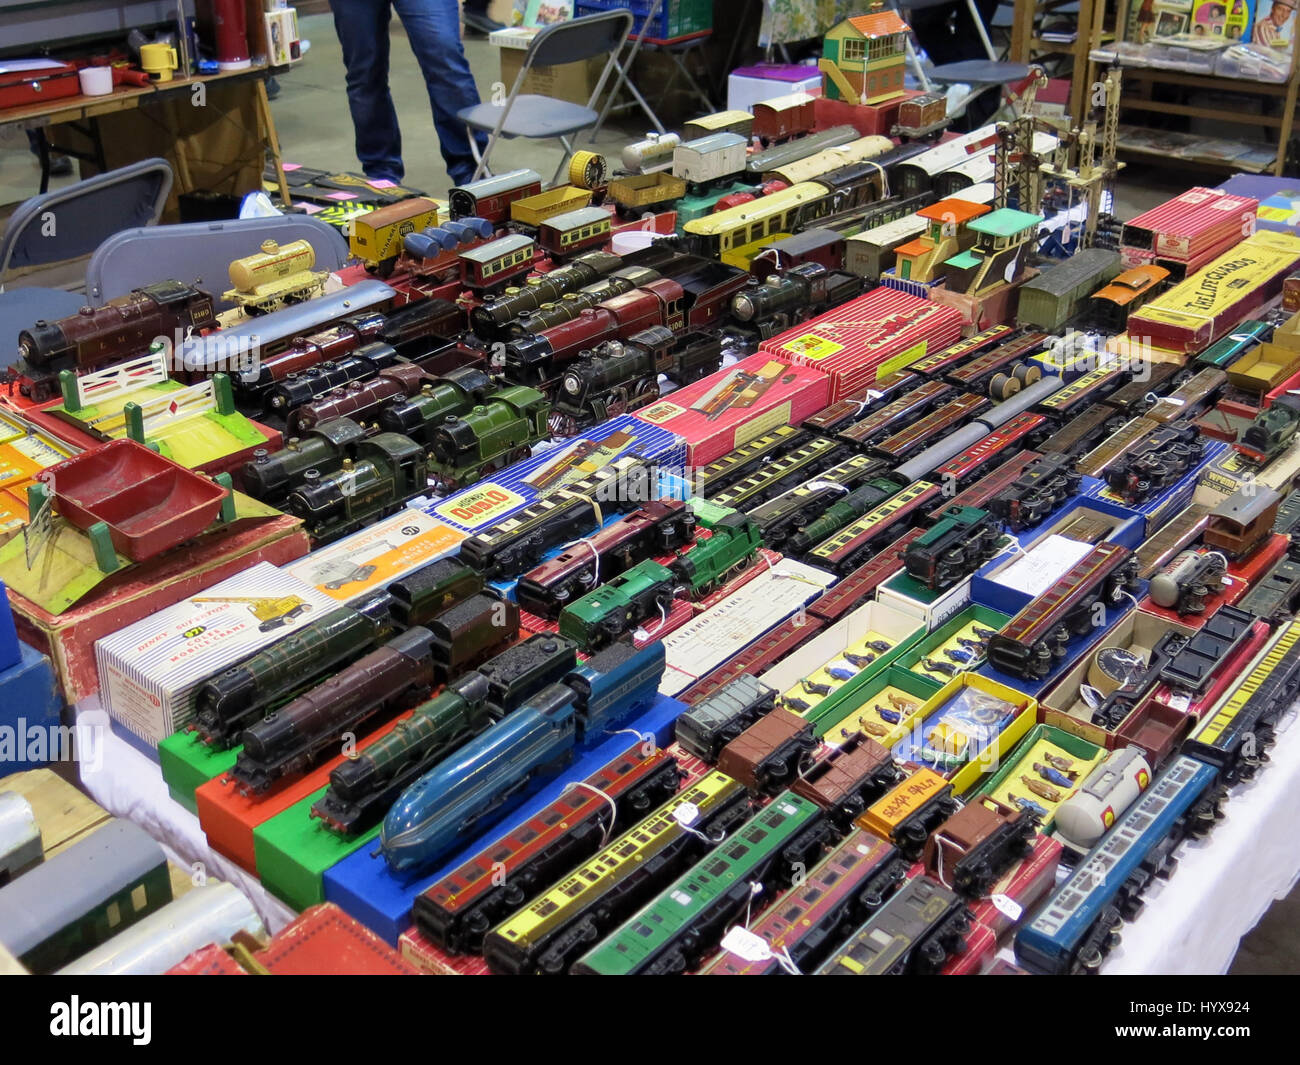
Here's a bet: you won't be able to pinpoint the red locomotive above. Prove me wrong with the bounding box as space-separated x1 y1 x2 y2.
12 280 216 400
515 499 698 618
501 256 749 386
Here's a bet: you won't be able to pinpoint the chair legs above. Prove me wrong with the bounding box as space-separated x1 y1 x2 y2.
552 137 575 187
463 129 581 189
466 128 494 183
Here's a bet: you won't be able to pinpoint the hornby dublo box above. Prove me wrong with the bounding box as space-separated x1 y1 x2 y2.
759 286 964 402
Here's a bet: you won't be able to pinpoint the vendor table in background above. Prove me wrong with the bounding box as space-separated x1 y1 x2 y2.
0 67 294 208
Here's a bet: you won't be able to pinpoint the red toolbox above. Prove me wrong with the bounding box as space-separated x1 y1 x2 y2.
0 62 82 111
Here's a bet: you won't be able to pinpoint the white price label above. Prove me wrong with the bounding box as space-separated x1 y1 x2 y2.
673 802 700 827
720 925 773 962
991 893 1023 921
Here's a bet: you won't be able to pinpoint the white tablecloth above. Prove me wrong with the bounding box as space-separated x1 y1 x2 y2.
75 699 1300 972
75 699 295 935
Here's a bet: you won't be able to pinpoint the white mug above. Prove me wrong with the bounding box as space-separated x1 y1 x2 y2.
78 67 113 96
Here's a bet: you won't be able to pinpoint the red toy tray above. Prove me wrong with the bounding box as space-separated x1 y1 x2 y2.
40 439 227 560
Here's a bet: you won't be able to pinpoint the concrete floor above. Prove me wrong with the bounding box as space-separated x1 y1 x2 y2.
0 9 1296 973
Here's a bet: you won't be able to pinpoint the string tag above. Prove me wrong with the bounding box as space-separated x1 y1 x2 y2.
673 802 700 827
720 926 772 963
563 780 619 846
991 893 1023 921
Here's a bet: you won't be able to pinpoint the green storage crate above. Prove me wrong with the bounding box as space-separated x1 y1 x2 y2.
896 603 1013 684
974 723 1107 830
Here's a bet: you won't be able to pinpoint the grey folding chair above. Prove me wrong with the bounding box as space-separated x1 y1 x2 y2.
458 10 634 186
86 214 349 311
0 158 172 370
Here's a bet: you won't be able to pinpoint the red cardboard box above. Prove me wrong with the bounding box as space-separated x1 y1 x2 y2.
969 834 1063 939
195 712 409 873
255 903 421 975
4 512 308 702
813 95 909 137
941 919 998 975
632 352 829 466
759 286 964 402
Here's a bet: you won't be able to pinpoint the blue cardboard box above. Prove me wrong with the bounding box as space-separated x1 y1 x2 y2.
0 579 18 673
417 414 687 535
1080 439 1228 537
971 491 1145 617
323 692 687 944
0 642 65 773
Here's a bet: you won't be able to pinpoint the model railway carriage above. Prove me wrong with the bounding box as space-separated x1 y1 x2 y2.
571 792 831 975
449 169 543 224
0 820 172 974
816 875 972 975
1087 264 1169 332
752 92 818 145
459 234 536 293
673 132 749 191
1015 756 1221 973
895 92 949 137
536 206 612 260
766 135 894 187
1016 248 1123 331
683 110 754 141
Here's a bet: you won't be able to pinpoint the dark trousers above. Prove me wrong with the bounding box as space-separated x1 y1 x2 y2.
331 0 488 186
907 0 1001 65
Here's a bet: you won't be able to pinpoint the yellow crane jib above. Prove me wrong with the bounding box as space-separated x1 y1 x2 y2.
190 595 315 632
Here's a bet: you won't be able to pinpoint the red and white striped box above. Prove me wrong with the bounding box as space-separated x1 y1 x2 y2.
631 352 830 466
758 286 964 402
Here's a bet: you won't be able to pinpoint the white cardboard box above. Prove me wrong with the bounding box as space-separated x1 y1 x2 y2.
658 557 834 696
95 562 337 747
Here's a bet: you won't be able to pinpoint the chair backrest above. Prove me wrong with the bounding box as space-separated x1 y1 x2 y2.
85 214 350 309
0 158 172 288
524 10 634 69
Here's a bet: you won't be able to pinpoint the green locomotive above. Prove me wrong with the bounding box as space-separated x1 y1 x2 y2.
557 504 762 649
285 432 428 543
425 385 551 491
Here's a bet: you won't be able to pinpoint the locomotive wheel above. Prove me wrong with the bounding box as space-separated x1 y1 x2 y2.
631 377 660 407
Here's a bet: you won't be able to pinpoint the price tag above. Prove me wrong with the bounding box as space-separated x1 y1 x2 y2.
1167 692 1192 713
720 926 773 962
673 802 700 827
991 893 1023 922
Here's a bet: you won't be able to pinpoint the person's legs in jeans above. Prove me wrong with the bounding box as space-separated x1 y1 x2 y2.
332 0 405 182
393 0 489 186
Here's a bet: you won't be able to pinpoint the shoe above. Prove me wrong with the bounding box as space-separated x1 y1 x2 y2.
463 10 505 35
48 155 73 177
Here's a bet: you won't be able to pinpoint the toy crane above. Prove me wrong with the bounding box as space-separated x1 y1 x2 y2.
189 595 314 631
